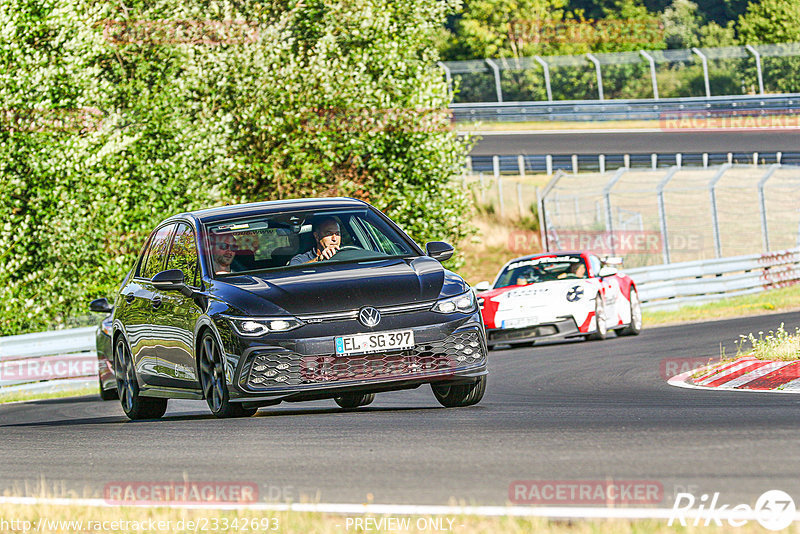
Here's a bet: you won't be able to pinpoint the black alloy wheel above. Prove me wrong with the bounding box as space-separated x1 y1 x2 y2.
198 331 257 418
114 337 167 420
431 375 486 408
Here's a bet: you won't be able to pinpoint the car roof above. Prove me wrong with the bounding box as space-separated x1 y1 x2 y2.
504 250 588 265
168 197 369 224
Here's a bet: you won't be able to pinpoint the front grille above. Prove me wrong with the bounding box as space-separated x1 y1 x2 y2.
245 330 485 390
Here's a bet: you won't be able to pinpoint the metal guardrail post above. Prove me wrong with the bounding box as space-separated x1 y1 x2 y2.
651 154 657 170
534 56 552 102
546 155 553 176
691 48 711 97
656 166 680 264
492 155 500 178
572 155 578 174
745 45 765 95
758 164 780 252
586 53 604 101
709 163 731 258
599 154 605 174
603 167 629 254
536 186 546 250
517 155 526 177
485 59 503 103
639 50 659 99
437 61 452 93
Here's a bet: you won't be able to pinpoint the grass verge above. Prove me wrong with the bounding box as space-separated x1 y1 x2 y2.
0 502 794 533
0 385 98 404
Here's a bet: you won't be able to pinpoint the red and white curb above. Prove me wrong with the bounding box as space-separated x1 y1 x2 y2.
669 356 800 393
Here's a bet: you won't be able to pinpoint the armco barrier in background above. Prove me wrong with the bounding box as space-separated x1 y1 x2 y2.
0 327 97 393
627 248 800 310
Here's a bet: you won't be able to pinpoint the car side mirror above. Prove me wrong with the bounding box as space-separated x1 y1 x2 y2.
598 266 618 278
474 281 491 292
89 297 113 314
152 269 193 296
425 241 454 262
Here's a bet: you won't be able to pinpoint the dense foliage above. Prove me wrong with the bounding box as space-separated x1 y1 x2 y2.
0 0 474 335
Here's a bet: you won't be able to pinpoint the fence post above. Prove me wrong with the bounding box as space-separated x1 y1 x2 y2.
639 50 659 99
437 61 452 94
539 170 567 252
603 168 629 254
586 53 604 101
745 44 765 95
599 154 605 174
657 166 680 264
498 177 504 217
703 153 708 168
546 154 553 176
753 152 759 166
534 56 553 102
623 154 630 168
758 164 780 252
517 182 524 219
691 47 711 97
651 153 657 170
709 163 731 258
492 155 500 178
572 154 579 174
485 59 503 103
517 155 526 177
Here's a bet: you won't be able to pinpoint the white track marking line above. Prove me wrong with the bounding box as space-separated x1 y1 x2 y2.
695 359 765 386
721 361 796 388
1 496 799 521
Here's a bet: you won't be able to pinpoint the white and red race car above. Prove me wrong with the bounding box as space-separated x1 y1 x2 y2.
475 251 642 348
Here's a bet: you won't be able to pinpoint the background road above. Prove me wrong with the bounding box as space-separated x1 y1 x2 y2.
469 130 800 156
2 311 799 507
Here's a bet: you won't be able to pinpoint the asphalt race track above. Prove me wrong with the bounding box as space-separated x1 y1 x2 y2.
2 311 799 508
470 129 800 156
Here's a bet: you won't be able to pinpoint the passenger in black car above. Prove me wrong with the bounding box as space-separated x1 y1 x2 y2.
289 217 341 265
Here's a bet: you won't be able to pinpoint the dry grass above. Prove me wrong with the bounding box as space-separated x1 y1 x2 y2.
0 385 98 405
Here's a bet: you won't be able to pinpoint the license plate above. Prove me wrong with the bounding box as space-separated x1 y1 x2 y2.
335 330 415 355
502 317 538 329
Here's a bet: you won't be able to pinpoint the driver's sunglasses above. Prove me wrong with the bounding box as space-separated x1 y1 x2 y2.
216 242 238 251
320 230 341 238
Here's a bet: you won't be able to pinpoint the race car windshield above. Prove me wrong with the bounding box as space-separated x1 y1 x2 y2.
206 208 417 276
494 255 588 288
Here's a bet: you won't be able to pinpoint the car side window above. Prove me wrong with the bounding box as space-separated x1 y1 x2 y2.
140 224 176 279
589 255 601 276
165 223 200 287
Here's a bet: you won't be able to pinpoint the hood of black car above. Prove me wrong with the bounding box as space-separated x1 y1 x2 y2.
217 256 465 316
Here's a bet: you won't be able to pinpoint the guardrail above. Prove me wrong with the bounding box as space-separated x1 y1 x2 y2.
451 94 800 123
0 327 97 394
627 248 800 311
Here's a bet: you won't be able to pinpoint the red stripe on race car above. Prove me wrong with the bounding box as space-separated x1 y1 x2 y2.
736 361 800 390
702 361 773 388
578 311 594 333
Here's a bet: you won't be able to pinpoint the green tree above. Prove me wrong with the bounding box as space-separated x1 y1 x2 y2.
737 0 800 44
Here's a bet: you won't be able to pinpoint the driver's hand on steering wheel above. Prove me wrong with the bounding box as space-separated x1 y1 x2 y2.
317 244 340 261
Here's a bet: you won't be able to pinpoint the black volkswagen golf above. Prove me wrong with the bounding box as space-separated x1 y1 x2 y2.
110 198 487 419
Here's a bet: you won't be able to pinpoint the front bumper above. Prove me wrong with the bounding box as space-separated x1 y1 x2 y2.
486 317 582 347
218 312 488 402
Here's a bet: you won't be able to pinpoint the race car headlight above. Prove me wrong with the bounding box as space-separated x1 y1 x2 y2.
432 291 477 314
227 317 304 336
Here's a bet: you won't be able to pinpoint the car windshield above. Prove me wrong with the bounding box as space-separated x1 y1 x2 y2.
205 208 418 276
494 255 588 288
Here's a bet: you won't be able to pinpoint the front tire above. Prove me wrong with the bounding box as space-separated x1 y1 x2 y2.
431 375 486 408
199 332 257 418
114 337 167 420
334 392 375 409
586 295 608 341
619 288 642 336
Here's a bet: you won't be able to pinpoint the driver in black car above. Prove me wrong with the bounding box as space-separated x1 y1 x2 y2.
289 216 341 265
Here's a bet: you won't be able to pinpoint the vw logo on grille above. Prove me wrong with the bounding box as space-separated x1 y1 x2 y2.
358 307 381 327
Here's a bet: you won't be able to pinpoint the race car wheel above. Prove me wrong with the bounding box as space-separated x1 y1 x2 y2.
619 288 642 336
431 375 486 408
199 332 257 418
586 295 608 341
99 374 118 401
114 336 167 420
334 392 375 408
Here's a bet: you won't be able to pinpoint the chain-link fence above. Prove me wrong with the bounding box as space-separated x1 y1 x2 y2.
539 164 800 267
442 43 800 103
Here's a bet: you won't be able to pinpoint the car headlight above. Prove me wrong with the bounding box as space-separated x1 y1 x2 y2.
432 291 477 314
226 317 304 336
